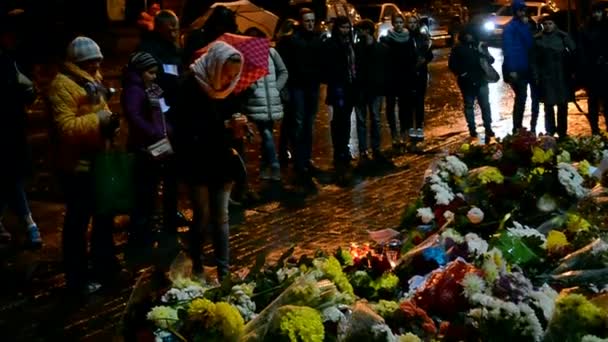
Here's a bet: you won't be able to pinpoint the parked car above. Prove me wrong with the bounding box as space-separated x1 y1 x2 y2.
477 1 559 40
286 0 361 38
407 0 468 45
354 3 402 39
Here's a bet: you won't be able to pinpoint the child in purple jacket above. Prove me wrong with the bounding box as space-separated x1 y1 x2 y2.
122 52 178 247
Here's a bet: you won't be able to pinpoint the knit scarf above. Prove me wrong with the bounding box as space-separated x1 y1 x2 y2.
386 29 410 43
190 41 243 99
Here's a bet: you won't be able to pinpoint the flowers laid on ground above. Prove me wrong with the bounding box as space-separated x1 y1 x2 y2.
132 133 608 341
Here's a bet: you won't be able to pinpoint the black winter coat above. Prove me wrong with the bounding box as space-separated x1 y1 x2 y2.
448 41 495 91
380 35 417 96
0 50 35 179
137 32 183 107
276 29 324 87
354 39 389 96
174 74 242 185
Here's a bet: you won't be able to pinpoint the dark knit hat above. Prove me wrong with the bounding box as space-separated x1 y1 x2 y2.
512 0 527 13
128 52 158 72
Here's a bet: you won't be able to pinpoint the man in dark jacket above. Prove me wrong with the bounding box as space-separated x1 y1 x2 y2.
0 12 42 247
449 25 496 138
502 0 534 133
324 15 357 185
405 14 433 141
137 10 182 108
580 4 608 134
354 19 389 162
276 8 324 188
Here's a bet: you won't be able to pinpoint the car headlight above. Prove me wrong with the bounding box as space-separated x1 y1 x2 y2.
483 21 496 31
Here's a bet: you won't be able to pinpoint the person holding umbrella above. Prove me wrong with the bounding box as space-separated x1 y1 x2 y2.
174 41 246 280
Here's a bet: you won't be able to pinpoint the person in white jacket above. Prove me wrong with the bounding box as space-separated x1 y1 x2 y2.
243 27 289 181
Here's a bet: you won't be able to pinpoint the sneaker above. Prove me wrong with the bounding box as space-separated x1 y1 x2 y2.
270 167 281 181
408 128 416 139
84 282 102 295
485 129 496 138
260 167 271 180
416 128 424 140
27 225 42 249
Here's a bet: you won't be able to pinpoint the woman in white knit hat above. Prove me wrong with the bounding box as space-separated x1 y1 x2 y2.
174 41 245 281
47 36 120 295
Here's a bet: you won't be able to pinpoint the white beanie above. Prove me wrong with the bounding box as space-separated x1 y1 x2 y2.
67 36 103 63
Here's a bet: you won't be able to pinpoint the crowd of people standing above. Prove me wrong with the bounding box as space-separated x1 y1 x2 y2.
1 1 607 297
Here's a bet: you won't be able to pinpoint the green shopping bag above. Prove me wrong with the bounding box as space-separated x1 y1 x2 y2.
93 151 135 215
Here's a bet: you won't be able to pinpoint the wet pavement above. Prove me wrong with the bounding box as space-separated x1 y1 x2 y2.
0 47 601 341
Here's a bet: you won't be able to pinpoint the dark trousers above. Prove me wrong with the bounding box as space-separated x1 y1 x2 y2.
462 83 493 135
544 103 568 137
189 182 232 280
355 95 383 153
509 75 530 132
385 95 407 139
279 97 296 163
529 81 541 132
291 84 320 173
331 101 354 165
587 85 608 134
404 80 427 130
131 152 178 241
60 171 118 290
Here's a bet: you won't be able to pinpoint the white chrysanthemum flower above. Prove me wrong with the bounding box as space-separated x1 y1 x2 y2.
582 335 608 342
461 273 486 299
322 306 345 323
528 284 558 320
557 162 590 198
536 194 557 212
416 207 435 224
467 207 484 224
465 233 489 256
507 222 546 243
441 155 469 177
429 172 455 205
518 303 544 341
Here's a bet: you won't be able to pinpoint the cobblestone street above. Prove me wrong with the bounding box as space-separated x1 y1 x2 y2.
0 46 600 341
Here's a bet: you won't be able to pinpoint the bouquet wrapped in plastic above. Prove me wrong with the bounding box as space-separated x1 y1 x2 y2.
242 270 350 341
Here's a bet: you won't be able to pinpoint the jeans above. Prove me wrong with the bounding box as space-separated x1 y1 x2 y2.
291 84 320 173
405 76 428 130
509 75 530 132
462 83 493 135
544 103 568 137
530 81 541 131
60 172 118 290
130 152 178 242
355 95 383 153
254 120 279 169
385 95 407 139
0 177 32 219
587 85 608 134
189 182 232 279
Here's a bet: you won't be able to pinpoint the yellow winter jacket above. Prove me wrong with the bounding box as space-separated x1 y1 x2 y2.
48 62 108 172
